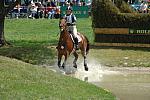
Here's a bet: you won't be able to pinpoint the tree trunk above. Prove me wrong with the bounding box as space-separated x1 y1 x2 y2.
0 18 5 46
0 0 6 46
0 0 20 46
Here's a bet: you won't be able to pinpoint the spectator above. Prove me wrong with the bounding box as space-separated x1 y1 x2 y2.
86 0 91 6
59 0 66 6
55 6 61 18
50 0 57 7
48 8 55 19
12 4 20 19
139 1 148 13
30 3 38 19
76 0 81 6
27 1 32 18
37 2 44 18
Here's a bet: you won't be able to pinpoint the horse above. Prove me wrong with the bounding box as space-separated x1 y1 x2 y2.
56 18 89 71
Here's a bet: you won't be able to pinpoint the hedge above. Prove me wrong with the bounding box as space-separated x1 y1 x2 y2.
92 0 150 28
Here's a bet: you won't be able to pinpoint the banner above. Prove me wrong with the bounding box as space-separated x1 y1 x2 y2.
60 6 89 18
129 29 150 34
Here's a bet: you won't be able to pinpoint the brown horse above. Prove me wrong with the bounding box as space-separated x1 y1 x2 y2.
56 18 89 71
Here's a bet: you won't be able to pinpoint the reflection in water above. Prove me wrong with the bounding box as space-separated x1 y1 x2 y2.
84 76 88 82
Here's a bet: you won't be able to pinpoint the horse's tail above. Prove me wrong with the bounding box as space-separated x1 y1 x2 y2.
84 36 90 54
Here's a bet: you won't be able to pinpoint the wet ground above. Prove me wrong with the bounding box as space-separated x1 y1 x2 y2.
49 49 150 100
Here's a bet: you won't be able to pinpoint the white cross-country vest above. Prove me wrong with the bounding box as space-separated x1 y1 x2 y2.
65 14 76 24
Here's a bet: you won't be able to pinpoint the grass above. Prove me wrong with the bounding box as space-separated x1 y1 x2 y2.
0 18 93 66
0 18 150 67
0 56 116 99
90 46 150 67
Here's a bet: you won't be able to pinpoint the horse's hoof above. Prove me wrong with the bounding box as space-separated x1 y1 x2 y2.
61 66 64 69
85 67 88 71
73 65 77 68
73 63 77 68
58 65 61 68
84 64 88 71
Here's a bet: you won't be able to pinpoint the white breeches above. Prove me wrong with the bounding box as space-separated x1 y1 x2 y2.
67 26 78 38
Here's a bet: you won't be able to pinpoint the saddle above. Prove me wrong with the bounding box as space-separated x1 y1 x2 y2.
70 32 82 43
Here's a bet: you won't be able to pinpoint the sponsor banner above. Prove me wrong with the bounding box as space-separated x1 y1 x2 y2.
129 29 150 34
60 6 89 18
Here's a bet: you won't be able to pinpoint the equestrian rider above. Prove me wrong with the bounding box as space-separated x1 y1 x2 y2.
64 6 79 50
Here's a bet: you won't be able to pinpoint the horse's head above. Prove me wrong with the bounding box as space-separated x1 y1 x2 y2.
59 17 67 32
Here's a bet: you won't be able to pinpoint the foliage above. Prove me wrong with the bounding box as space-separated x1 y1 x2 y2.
91 0 150 28
91 0 120 28
114 0 136 13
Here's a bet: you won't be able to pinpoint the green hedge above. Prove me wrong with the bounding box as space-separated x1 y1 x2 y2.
92 0 150 28
114 0 136 13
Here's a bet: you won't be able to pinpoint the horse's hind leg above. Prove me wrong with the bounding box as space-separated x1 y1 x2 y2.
81 51 88 71
73 52 78 68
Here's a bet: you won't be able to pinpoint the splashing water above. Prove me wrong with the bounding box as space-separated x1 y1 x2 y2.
47 52 150 100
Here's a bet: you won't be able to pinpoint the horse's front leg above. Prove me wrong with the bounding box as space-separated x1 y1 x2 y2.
73 52 78 68
58 54 62 68
62 52 68 68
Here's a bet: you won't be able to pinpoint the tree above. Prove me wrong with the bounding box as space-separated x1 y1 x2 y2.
0 0 20 46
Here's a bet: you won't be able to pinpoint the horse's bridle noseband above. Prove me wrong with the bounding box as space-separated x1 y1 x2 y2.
59 19 67 32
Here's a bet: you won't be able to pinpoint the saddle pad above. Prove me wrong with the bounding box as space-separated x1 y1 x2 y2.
77 32 82 42
70 32 82 43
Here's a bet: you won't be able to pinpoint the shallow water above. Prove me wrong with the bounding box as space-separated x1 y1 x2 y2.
51 49 150 100
94 73 150 100
50 60 150 100
73 69 150 100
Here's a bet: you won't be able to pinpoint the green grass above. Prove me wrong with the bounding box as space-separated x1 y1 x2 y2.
2 19 61 65
1 18 150 67
0 56 116 99
5 18 93 45
90 47 150 67
0 18 93 65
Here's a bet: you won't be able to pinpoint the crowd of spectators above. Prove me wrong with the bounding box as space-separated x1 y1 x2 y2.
9 0 91 19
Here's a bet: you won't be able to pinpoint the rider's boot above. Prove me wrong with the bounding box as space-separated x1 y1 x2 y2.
74 37 79 50
69 31 79 50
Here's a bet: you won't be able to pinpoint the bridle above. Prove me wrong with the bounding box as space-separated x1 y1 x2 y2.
59 18 67 32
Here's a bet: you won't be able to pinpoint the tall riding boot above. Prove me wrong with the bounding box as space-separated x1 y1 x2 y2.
74 37 79 50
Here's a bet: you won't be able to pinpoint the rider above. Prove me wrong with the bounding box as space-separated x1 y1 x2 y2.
63 6 79 50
